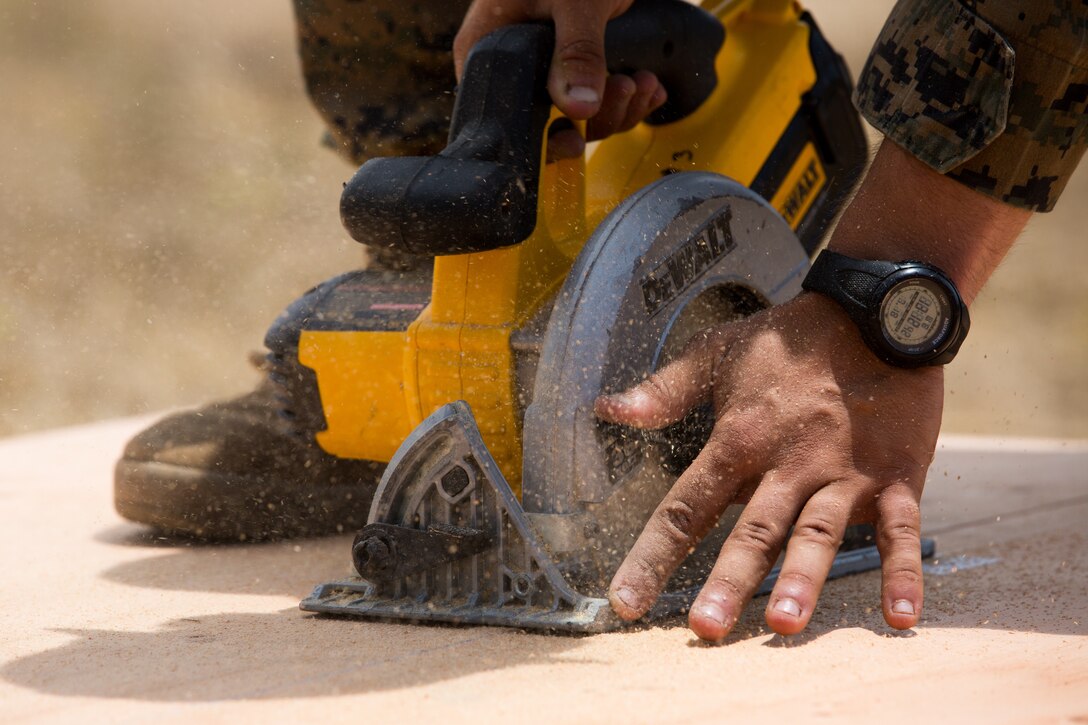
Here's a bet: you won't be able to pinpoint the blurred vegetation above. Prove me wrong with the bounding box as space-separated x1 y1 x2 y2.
1 0 1085 439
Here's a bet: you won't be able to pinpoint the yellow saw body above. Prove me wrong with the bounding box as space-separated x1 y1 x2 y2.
294 0 857 493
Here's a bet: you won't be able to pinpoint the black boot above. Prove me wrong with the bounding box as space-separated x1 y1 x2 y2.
114 264 432 541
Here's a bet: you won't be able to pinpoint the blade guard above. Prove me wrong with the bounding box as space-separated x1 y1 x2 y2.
300 401 622 632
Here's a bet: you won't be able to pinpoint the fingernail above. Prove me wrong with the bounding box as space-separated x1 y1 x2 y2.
605 391 639 408
773 597 802 617
566 85 600 104
694 602 727 626
613 587 639 611
892 599 915 615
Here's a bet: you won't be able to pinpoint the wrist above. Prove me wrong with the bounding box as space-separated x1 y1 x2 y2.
826 142 1030 305
788 290 863 347
788 291 894 368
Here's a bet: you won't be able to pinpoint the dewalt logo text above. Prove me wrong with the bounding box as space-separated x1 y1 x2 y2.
780 158 821 225
640 210 736 316
770 143 827 229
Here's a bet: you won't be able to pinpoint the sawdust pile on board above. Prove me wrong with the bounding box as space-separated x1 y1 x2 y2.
1 0 1086 439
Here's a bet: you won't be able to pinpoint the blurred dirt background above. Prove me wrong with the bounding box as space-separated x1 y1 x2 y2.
1 0 1085 440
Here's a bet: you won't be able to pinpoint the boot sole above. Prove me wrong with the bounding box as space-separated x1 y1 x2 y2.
114 459 383 542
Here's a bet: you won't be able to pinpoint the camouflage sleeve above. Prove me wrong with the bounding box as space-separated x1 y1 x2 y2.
855 0 1088 212
292 0 472 165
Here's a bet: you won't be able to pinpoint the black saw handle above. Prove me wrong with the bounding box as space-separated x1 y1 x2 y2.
340 0 724 256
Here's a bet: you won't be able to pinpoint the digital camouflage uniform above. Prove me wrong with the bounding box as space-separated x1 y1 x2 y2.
292 0 473 165
856 0 1088 212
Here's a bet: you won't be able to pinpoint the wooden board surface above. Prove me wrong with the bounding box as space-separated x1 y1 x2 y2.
0 419 1085 723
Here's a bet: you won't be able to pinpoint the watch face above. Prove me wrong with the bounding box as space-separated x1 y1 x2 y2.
879 277 952 354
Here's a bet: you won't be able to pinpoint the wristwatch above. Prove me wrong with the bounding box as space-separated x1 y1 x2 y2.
801 250 970 368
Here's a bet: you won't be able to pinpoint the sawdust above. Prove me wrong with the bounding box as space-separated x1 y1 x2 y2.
1 0 1086 440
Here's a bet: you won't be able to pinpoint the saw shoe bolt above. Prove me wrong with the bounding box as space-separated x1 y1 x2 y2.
352 535 394 578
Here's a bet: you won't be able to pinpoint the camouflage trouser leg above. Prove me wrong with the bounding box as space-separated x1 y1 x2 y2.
292 0 473 166
292 0 473 269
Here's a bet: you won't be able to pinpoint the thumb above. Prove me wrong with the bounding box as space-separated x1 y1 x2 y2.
548 1 631 118
594 327 727 430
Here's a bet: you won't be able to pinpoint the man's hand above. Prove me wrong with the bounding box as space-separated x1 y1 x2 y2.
594 142 1030 642
595 292 941 641
453 0 665 158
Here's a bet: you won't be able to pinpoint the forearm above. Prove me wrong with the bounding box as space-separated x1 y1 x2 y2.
840 0 1088 303
828 141 1030 305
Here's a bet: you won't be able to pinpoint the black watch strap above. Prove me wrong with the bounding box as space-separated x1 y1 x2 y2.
801 250 897 317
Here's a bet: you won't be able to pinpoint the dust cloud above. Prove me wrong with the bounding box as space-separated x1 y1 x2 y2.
1 0 1085 439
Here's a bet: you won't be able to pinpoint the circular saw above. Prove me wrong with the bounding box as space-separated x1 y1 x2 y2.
288 0 928 631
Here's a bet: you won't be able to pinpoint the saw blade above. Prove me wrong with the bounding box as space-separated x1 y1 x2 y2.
520 172 809 591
